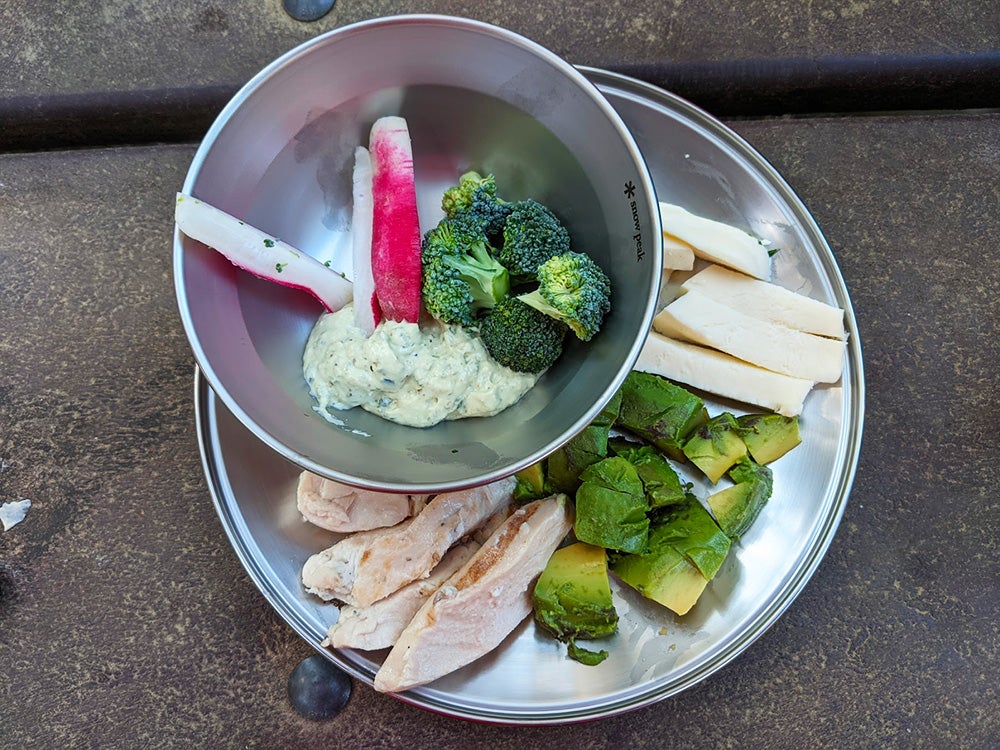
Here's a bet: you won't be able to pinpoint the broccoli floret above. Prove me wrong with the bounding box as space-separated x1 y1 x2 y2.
442 171 513 244
458 186 514 243
479 296 567 374
518 251 611 342
497 199 571 280
421 220 510 326
441 171 498 219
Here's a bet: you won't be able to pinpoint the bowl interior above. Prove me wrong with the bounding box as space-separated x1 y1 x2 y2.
176 17 660 491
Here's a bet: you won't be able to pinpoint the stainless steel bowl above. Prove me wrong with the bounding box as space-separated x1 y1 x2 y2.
174 15 661 493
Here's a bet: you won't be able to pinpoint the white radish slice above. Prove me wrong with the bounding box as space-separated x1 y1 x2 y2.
350 147 379 336
175 192 352 312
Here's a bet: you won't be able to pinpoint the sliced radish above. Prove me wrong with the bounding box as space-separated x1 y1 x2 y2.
351 146 379 335
175 193 352 312
368 116 422 323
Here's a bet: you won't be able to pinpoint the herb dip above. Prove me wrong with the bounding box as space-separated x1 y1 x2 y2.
303 305 538 428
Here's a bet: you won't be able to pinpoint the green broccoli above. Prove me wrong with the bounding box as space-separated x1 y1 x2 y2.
421 219 510 326
518 251 611 341
441 171 497 218
479 296 567 373
458 186 514 242
497 199 571 280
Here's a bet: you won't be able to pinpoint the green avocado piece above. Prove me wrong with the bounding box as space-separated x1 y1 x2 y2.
736 413 801 464
707 456 774 538
728 454 774 487
707 483 755 539
532 542 619 653
616 371 708 461
650 496 732 580
547 431 604 494
547 389 623 493
567 641 609 666
682 412 748 483
609 438 690 508
513 461 551 502
611 541 709 616
574 457 649 553
610 498 731 616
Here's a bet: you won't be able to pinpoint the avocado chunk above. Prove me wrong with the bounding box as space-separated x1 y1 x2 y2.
532 542 618 664
708 483 756 539
611 497 731 616
682 412 748 483
609 438 690 508
547 389 623 493
513 461 551 502
611 541 709 616
574 457 649 553
616 371 708 461
651 496 732 580
736 413 801 464
708 456 774 538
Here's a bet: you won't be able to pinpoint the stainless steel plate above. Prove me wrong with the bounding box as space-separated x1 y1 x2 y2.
194 69 864 725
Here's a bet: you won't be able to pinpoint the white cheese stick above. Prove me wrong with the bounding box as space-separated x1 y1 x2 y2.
653 289 846 383
659 203 770 280
661 233 696 271
636 331 814 417
682 264 846 340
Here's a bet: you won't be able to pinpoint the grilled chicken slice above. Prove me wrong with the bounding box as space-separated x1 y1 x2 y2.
324 542 479 651
325 505 515 650
301 476 516 607
296 472 429 533
373 494 573 693
470 504 516 545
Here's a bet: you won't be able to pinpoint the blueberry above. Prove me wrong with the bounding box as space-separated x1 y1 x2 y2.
281 0 336 22
287 654 352 720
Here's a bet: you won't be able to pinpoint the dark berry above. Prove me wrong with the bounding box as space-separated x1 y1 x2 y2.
287 654 352 720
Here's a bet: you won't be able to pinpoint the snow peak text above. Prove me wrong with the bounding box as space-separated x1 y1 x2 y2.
623 180 645 262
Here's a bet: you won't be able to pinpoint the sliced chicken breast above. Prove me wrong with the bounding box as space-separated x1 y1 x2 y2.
325 504 515 651
373 493 573 693
470 503 516 545
324 541 479 651
301 520 412 603
297 472 428 533
301 476 516 607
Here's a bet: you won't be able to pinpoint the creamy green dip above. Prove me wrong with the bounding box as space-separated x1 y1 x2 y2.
303 305 538 428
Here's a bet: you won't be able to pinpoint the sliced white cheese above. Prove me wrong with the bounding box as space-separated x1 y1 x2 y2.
636 331 814 417
659 202 771 280
653 289 846 383
683 264 846 339
661 233 696 271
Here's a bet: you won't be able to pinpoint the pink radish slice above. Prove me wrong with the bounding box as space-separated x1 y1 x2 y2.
368 116 422 323
351 147 379 336
175 193 352 312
